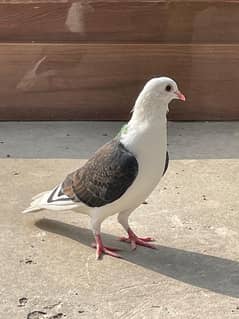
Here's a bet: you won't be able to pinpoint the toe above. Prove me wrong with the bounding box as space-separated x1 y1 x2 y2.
138 237 155 242
104 246 121 252
96 248 103 260
136 239 156 249
104 248 122 258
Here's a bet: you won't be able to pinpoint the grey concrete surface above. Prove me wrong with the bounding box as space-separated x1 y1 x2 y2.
0 121 239 319
0 121 239 159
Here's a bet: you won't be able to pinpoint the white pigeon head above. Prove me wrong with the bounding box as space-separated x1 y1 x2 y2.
132 76 185 122
143 77 185 104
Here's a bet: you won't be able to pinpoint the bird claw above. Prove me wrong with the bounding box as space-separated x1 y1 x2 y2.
96 246 122 259
92 240 122 259
91 242 121 251
137 236 155 242
119 229 156 250
120 236 156 250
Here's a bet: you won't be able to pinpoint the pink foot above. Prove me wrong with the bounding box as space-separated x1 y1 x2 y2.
93 234 122 259
119 228 156 250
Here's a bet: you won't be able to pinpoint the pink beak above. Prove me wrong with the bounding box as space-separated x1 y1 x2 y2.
175 90 186 101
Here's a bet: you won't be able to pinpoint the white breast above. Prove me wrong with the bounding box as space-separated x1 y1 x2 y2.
90 120 167 219
121 120 167 207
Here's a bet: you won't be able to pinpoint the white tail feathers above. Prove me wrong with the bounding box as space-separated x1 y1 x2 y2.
22 190 52 214
22 185 80 214
22 206 43 214
31 190 50 201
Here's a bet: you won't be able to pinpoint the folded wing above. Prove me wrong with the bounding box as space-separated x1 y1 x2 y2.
62 139 139 208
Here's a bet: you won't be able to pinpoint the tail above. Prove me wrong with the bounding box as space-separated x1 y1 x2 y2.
22 185 79 214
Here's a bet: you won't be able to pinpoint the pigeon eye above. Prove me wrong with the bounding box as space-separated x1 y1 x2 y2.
165 85 172 92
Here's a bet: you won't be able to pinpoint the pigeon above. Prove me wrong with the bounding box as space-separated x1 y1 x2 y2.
23 77 185 259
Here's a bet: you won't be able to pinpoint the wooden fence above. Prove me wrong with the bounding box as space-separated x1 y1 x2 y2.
0 1 238 120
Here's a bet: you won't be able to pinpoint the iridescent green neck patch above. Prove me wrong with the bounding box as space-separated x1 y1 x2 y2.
120 124 128 135
117 124 128 137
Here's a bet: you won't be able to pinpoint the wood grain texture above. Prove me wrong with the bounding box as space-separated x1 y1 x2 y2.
0 43 238 121
0 1 238 43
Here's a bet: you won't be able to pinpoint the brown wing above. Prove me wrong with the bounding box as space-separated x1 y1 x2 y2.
61 139 138 207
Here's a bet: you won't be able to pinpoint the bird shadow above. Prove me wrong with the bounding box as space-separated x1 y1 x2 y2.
35 218 239 298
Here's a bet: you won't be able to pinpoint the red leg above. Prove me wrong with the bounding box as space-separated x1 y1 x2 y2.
92 234 122 259
119 228 156 250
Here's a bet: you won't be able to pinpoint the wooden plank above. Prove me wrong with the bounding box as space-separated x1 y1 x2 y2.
0 43 239 120
0 1 238 43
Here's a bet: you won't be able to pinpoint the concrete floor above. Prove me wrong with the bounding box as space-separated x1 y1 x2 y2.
0 121 239 319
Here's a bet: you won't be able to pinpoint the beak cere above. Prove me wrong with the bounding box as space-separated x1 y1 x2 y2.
175 90 186 101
